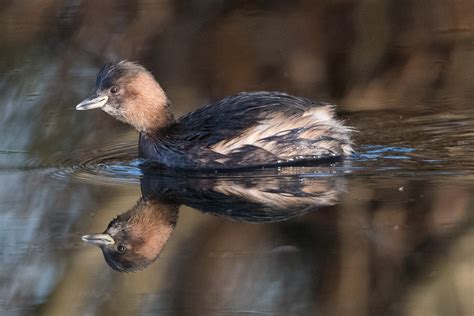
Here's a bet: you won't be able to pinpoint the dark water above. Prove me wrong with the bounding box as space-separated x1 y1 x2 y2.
1 1 474 316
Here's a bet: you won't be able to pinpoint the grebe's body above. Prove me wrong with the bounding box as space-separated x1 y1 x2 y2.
139 91 352 169
76 61 352 170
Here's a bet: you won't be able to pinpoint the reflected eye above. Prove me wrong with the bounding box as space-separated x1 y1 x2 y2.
117 245 126 253
109 86 119 94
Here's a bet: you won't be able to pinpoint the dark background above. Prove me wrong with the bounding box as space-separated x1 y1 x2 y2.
0 1 473 315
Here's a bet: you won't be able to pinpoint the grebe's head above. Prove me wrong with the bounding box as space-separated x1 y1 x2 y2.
76 61 174 132
81 199 178 273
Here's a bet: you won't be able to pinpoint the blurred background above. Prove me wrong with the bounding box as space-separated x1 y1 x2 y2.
0 0 473 315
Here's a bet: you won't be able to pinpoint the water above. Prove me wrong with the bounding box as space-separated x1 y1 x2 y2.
1 1 474 315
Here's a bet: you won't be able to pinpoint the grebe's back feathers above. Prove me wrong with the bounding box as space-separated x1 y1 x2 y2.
175 91 323 143
141 92 352 169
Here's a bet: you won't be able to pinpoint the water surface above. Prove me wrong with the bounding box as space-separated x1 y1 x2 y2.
0 1 473 315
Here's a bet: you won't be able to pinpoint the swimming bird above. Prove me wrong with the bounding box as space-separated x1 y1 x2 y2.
76 61 352 170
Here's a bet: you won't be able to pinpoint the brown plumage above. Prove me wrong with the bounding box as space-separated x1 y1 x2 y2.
76 61 353 170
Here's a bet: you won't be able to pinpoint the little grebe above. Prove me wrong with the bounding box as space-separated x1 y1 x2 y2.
76 61 352 169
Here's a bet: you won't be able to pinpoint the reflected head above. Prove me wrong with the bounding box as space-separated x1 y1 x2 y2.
82 199 178 272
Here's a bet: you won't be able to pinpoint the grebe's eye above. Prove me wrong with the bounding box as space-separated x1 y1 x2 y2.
117 245 126 253
109 86 119 94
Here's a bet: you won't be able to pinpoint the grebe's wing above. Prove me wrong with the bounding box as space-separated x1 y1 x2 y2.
166 91 352 168
173 91 326 144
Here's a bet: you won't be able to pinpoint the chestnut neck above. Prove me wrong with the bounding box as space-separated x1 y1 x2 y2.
140 101 176 134
123 72 176 133
124 198 179 259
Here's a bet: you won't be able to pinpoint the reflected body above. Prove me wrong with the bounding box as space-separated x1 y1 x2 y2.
83 171 345 272
76 61 352 170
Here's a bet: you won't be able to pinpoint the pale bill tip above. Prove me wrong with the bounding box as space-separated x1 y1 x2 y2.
81 233 115 246
75 95 109 111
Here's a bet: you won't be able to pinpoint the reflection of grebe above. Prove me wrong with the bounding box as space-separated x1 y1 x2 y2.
76 61 353 170
82 173 345 272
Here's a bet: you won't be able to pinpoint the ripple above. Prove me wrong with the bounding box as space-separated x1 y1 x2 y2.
46 140 356 185
34 111 474 187
47 140 143 185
